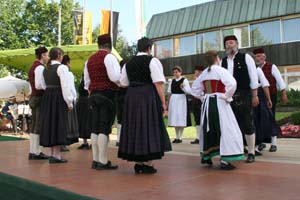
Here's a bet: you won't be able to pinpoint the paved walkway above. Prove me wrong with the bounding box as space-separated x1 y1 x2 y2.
0 136 300 200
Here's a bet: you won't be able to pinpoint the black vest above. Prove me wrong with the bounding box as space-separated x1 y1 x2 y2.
43 64 61 87
126 55 153 85
171 78 185 94
78 78 88 97
222 52 250 90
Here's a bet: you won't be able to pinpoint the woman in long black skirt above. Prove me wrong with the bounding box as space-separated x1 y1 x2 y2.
118 37 171 174
36 47 74 163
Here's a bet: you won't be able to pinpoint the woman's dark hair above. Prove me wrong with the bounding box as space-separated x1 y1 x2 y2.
47 47 64 67
35 46 48 60
172 66 182 73
137 37 153 52
204 50 218 71
62 55 70 66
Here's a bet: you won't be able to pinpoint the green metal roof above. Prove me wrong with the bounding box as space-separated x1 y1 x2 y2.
147 0 300 39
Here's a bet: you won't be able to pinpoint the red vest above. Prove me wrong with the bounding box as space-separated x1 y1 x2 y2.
262 62 277 95
87 50 118 91
28 60 44 97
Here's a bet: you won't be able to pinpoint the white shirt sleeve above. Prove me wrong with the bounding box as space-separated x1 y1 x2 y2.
190 75 205 100
257 68 270 88
104 54 121 85
120 65 129 87
34 65 46 90
57 64 73 108
149 58 166 83
245 54 259 89
181 78 192 94
83 61 90 91
218 67 237 102
272 64 286 91
167 79 172 94
69 72 77 102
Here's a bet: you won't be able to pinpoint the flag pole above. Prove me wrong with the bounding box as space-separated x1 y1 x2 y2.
110 0 113 46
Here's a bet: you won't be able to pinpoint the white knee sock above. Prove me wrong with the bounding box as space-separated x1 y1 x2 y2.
175 127 180 139
245 134 255 155
196 126 200 140
98 134 108 164
91 133 99 162
179 127 184 140
117 124 122 143
271 136 277 146
35 134 41 155
29 133 35 154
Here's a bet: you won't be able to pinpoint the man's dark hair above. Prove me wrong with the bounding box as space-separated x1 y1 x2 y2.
137 37 153 52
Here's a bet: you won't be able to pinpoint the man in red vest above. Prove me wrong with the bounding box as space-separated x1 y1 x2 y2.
84 34 120 170
253 48 288 152
28 46 50 160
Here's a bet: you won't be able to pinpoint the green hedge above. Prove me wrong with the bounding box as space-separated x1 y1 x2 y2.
278 89 300 107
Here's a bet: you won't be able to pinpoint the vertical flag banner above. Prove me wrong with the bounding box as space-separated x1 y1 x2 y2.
73 11 93 45
100 10 119 47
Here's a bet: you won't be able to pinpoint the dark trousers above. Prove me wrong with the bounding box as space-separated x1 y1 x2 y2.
271 93 277 117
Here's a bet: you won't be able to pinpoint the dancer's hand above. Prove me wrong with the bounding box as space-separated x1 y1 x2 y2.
281 92 288 105
267 99 272 109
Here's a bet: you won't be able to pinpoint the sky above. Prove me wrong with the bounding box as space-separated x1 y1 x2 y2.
74 0 213 44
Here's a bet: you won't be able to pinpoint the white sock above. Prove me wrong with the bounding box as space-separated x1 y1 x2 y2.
35 135 41 154
175 127 180 139
91 133 99 162
98 134 108 164
255 145 260 152
117 124 122 143
29 133 35 154
245 134 255 155
179 127 184 140
196 126 200 140
271 136 277 146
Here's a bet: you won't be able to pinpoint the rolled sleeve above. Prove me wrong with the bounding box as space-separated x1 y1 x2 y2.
245 54 259 89
150 58 166 83
120 65 129 87
83 61 90 91
272 64 286 91
257 68 270 88
104 54 121 84
57 65 73 108
34 65 46 90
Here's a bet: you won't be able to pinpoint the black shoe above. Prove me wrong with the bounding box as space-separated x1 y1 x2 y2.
244 148 248 154
255 150 263 156
269 145 277 152
134 164 144 174
177 139 183 143
172 139 179 143
258 143 266 151
78 143 90 150
96 161 118 170
246 154 255 163
116 142 119 147
201 158 213 166
91 161 98 169
28 153 49 160
49 156 68 164
60 145 69 152
190 139 199 144
220 162 236 170
142 165 157 174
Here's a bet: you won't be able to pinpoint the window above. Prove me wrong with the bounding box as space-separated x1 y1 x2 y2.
203 30 221 51
223 26 249 48
174 35 196 57
196 33 203 54
250 20 280 47
154 39 173 59
282 18 300 42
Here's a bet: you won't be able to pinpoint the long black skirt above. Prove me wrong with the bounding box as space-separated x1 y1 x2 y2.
76 96 91 139
40 88 68 147
118 84 172 162
253 88 281 145
67 102 79 145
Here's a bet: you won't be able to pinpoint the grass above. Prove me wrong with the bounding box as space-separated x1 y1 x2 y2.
275 112 292 120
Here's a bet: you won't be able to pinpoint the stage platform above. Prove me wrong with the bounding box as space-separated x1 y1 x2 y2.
0 138 300 200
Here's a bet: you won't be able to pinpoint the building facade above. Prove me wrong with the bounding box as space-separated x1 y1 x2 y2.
147 0 300 88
